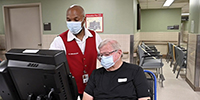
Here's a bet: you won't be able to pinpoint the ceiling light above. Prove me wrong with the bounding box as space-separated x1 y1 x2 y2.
181 13 189 16
163 0 174 7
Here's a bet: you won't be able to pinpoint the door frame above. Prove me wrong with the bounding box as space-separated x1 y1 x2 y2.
3 3 43 51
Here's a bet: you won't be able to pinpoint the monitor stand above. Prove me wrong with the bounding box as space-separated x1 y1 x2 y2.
27 88 55 100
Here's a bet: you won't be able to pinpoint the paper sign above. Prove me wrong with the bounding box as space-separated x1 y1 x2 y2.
23 50 39 53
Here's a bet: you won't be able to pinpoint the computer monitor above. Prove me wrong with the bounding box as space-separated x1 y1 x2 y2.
0 60 21 100
0 49 78 100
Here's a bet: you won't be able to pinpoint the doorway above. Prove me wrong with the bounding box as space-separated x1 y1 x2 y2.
3 3 43 51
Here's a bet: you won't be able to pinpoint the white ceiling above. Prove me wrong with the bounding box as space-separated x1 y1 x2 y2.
138 0 189 13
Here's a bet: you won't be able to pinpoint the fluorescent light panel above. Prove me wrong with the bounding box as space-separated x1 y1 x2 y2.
181 13 189 16
163 0 174 7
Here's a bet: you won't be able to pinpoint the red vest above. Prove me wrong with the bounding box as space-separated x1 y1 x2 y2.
60 30 97 94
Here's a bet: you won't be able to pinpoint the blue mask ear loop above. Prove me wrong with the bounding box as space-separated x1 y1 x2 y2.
78 17 86 33
77 17 85 33
113 51 121 64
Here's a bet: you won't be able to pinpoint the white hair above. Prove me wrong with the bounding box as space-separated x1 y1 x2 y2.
98 39 121 50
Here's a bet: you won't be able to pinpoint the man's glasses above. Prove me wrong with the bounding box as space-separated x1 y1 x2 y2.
98 50 118 58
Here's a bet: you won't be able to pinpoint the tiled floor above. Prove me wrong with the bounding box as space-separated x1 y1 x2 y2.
157 60 200 100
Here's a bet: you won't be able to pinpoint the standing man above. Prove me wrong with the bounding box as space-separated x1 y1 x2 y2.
83 39 150 100
50 5 102 99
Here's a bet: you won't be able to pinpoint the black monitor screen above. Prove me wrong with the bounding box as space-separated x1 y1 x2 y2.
0 49 77 100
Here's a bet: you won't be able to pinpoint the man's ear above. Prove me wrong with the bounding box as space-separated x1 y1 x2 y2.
115 49 122 58
83 17 86 22
82 17 86 26
118 49 123 55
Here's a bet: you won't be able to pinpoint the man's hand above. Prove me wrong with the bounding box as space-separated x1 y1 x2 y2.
82 92 93 100
138 97 151 100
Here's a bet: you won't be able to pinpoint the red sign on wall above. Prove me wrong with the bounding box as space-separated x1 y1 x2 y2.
85 13 103 33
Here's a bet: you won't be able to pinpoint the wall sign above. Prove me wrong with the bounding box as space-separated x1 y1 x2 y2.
167 25 179 30
43 22 51 31
85 13 103 33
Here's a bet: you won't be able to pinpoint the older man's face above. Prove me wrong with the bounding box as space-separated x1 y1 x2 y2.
99 43 120 62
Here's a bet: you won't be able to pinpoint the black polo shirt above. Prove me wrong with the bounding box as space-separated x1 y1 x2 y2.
84 62 150 100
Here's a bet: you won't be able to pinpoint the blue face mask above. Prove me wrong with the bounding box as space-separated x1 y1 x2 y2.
101 55 115 69
66 21 83 35
101 54 120 69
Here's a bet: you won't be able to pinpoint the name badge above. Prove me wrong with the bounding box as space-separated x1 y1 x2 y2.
68 52 79 55
82 74 89 83
118 78 127 83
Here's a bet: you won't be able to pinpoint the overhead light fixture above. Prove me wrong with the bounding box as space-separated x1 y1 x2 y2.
163 0 174 7
181 13 189 16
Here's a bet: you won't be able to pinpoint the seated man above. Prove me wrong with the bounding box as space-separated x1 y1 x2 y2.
83 39 151 100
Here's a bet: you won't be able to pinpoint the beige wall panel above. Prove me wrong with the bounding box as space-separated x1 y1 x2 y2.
99 34 130 62
140 32 178 41
155 45 167 55
0 35 5 50
187 34 197 85
139 32 179 55
134 32 140 52
183 31 189 42
42 34 57 49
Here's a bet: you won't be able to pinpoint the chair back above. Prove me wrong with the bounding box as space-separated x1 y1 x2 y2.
176 47 186 67
137 45 145 66
167 42 171 55
141 42 151 50
172 44 177 62
137 45 144 61
174 46 180 64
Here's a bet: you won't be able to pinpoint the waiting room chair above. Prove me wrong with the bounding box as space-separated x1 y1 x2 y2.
166 42 172 63
141 42 159 53
137 45 165 87
172 46 187 78
140 43 161 59
170 43 176 67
